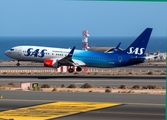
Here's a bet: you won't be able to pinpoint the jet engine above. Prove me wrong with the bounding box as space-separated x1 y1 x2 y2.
44 59 60 68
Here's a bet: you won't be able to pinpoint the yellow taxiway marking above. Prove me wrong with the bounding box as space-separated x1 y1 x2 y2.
0 101 120 120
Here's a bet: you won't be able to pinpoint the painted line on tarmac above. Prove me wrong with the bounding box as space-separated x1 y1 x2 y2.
122 102 165 106
91 111 165 116
1 99 165 106
0 99 53 102
0 101 121 120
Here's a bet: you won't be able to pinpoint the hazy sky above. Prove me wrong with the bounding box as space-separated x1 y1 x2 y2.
0 0 166 37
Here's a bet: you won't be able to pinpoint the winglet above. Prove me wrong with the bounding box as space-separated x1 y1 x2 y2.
68 46 75 57
114 42 121 51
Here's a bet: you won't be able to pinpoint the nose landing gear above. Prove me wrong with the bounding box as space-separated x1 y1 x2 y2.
16 61 20 66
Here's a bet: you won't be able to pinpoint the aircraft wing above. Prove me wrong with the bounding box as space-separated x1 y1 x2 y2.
58 46 85 66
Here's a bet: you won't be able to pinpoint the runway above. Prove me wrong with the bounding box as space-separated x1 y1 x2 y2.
0 91 165 120
0 65 165 70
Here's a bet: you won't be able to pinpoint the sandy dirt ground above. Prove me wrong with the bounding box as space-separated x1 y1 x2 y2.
0 86 165 95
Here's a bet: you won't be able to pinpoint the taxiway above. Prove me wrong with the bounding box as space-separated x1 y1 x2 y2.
0 91 165 120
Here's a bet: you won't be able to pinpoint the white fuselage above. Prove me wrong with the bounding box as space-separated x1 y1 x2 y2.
5 46 72 62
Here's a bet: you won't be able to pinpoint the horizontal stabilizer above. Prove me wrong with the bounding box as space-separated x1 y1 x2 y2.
114 42 121 52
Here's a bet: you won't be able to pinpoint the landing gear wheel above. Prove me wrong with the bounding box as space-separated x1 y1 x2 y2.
16 61 20 66
16 63 20 66
76 67 82 72
68 68 74 73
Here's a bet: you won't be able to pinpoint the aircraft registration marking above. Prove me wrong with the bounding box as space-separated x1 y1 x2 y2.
0 101 121 120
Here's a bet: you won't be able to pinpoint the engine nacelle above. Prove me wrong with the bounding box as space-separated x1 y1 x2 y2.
44 59 59 68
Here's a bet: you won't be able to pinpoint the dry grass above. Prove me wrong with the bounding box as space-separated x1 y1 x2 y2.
52 87 57 92
119 85 132 89
67 84 79 88
106 86 112 88
160 72 166 75
132 85 142 89
0 85 165 94
60 84 67 88
41 84 51 88
147 71 154 75
146 85 158 89
8 82 16 87
105 88 112 93
81 83 94 88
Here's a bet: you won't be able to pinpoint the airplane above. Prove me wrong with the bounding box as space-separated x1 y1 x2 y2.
5 28 152 73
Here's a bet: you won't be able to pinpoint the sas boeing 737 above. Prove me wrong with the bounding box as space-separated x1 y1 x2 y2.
5 28 153 73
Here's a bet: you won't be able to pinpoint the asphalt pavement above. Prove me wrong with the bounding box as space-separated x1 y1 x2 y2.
0 91 165 120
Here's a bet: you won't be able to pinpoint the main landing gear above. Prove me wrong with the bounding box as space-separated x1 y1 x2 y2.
68 66 82 73
16 61 20 66
68 67 74 73
76 66 82 72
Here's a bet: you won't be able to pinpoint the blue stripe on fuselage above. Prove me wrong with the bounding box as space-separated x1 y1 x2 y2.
72 50 132 67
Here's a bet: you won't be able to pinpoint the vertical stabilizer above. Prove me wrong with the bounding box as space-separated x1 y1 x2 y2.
123 28 153 56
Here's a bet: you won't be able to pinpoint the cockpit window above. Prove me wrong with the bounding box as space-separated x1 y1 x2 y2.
10 49 14 51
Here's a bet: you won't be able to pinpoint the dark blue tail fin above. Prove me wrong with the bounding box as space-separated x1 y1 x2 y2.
123 28 153 56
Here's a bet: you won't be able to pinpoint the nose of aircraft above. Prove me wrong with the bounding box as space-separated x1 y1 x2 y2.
4 50 10 56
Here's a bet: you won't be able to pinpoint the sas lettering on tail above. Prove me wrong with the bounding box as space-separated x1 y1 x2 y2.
127 47 145 55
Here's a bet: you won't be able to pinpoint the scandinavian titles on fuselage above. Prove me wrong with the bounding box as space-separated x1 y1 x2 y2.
23 48 70 58
24 48 47 58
